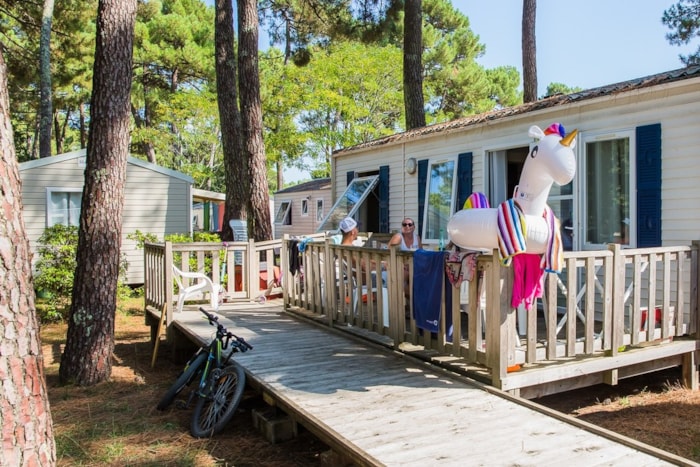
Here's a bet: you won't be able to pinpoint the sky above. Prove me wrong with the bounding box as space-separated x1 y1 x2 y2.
455 0 693 97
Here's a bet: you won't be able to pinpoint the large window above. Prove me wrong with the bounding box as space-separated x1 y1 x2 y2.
423 158 457 244
47 188 82 227
582 130 634 248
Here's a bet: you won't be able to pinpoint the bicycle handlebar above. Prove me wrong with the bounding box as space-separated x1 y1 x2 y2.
199 307 253 352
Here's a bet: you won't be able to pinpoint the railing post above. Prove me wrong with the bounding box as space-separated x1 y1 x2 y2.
247 239 256 300
164 241 174 324
487 250 514 387
692 240 700 337
281 235 289 306
608 243 624 361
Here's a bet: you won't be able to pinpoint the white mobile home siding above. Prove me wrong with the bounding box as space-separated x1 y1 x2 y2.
20 150 193 285
273 178 332 238
333 71 700 249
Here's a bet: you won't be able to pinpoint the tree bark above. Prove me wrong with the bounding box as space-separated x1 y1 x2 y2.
238 0 272 241
403 0 426 130
59 0 137 386
522 0 538 103
0 47 56 465
39 0 55 158
215 0 246 241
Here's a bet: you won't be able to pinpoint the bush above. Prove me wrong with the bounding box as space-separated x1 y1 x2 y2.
34 225 78 321
34 224 130 322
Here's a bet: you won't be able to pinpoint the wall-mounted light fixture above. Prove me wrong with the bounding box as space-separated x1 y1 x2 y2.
405 157 417 175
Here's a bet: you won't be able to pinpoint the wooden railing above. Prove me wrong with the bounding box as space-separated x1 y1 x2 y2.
144 235 699 394
144 239 282 324
282 237 700 392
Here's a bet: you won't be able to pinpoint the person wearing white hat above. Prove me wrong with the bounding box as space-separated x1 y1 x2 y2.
339 217 359 245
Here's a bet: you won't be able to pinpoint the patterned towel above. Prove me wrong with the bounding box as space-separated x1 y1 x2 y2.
496 200 563 274
541 205 562 273
496 199 527 265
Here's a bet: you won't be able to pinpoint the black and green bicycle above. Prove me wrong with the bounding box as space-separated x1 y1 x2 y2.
157 306 253 438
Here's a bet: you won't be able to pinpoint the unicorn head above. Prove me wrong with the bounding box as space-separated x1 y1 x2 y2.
514 123 578 216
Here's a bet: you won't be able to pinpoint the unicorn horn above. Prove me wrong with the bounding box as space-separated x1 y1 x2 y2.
559 129 578 147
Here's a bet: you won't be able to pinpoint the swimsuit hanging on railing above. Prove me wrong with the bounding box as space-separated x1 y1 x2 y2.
445 247 478 287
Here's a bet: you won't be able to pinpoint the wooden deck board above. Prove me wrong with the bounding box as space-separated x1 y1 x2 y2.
167 302 683 466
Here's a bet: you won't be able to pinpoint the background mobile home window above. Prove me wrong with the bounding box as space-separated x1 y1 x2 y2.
274 200 292 225
316 199 324 222
584 134 632 247
423 158 457 243
301 199 309 216
47 188 82 227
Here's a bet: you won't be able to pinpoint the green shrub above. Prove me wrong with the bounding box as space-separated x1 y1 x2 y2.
34 225 78 321
34 224 130 322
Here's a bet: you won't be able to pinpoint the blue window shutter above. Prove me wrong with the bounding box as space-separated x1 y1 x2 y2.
346 171 355 186
636 124 662 247
417 159 428 233
378 165 389 232
457 152 473 210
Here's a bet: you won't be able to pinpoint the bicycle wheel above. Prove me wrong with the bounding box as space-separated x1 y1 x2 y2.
190 361 246 438
156 351 208 410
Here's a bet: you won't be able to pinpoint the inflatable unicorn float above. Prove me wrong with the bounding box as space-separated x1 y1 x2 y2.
446 123 577 284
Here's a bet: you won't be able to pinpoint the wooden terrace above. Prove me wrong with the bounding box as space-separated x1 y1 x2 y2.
144 236 700 399
157 301 688 466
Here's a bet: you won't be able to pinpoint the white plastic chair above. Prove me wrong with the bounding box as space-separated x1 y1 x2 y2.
172 264 221 312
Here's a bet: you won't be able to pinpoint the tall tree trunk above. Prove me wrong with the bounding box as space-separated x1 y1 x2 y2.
238 0 272 241
0 47 56 465
215 0 246 241
276 159 283 192
59 0 137 386
80 102 87 148
39 0 55 158
522 0 537 103
54 107 69 154
403 0 425 130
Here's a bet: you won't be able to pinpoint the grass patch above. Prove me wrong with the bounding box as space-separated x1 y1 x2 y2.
44 300 327 466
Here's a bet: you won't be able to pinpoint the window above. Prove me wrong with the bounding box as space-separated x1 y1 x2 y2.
274 200 292 225
422 158 457 244
301 199 309 216
47 188 82 227
316 199 324 222
547 174 574 251
582 130 634 248
317 176 379 232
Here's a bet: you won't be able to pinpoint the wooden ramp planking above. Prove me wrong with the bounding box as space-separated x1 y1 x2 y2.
170 303 679 467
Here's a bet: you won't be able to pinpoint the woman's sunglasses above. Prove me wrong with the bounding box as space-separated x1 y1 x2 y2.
402 222 414 227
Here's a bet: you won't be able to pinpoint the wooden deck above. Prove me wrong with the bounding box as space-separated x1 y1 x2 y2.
154 301 692 466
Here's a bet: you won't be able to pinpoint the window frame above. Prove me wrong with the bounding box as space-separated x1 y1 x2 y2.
301 198 309 216
316 199 324 222
421 156 458 244
580 128 636 250
46 187 82 227
317 175 379 233
274 199 292 225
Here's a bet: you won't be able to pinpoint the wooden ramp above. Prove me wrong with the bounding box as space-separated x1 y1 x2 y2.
169 302 686 466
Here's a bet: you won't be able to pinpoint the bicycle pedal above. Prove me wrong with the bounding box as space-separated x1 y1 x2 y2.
175 400 188 410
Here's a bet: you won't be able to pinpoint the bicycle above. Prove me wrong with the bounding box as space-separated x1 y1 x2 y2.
157 306 253 438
